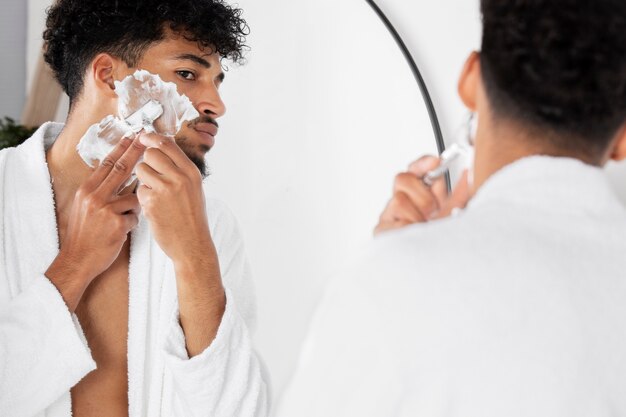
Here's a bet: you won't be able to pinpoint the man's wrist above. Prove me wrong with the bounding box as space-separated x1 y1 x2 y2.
173 247 225 306
174 255 220 285
172 235 219 279
45 254 92 312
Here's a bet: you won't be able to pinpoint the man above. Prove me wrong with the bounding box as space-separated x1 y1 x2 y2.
0 1 267 416
278 1 626 416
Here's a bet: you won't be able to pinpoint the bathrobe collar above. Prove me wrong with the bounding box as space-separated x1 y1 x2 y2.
4 122 64 284
467 156 624 216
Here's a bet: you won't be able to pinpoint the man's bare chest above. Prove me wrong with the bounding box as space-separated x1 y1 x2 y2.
75 241 130 361
55 205 132 359
70 240 131 417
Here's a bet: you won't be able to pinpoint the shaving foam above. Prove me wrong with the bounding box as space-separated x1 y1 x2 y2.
76 70 200 168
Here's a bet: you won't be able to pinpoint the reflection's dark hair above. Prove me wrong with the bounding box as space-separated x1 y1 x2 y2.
43 0 249 105
480 0 626 156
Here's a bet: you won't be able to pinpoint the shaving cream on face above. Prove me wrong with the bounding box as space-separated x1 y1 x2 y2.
76 70 200 168
77 115 132 168
115 70 199 136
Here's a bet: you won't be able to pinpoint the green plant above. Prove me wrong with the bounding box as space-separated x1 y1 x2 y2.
0 117 38 150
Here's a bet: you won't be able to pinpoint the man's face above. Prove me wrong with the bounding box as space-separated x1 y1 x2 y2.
131 32 227 176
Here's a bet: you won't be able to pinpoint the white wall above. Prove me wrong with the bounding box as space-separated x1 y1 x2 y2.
378 0 482 149
0 0 27 120
26 0 70 121
27 0 48 93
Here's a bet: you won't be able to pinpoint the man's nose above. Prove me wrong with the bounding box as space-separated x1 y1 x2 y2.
196 87 226 119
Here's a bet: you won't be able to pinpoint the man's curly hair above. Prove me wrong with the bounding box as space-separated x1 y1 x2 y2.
480 0 626 156
43 0 249 105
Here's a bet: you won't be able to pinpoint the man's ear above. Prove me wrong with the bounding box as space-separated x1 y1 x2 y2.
89 53 124 98
458 51 481 111
610 124 626 162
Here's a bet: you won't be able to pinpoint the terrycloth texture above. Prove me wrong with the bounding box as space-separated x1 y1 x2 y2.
0 123 268 417
278 156 626 417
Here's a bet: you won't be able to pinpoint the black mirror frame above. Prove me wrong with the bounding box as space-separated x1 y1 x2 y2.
366 0 451 190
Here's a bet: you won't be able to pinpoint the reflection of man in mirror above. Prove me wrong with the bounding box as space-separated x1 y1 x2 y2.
280 0 626 415
0 1 267 416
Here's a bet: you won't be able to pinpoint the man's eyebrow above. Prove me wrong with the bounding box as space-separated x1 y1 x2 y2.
172 53 225 83
173 53 211 68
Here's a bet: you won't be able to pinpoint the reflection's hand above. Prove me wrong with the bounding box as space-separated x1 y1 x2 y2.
374 155 471 235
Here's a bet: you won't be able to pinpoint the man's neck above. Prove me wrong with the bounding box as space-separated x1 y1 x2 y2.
471 117 602 193
45 108 136 218
46 114 97 201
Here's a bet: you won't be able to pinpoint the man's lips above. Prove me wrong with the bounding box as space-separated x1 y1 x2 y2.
193 122 218 147
193 122 218 137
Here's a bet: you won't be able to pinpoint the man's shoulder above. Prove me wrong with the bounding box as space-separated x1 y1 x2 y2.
340 212 500 307
369 213 479 262
343 216 466 282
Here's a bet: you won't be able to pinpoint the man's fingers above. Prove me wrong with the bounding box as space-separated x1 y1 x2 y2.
434 170 471 219
393 172 440 216
392 192 428 223
429 175 449 206
97 136 146 195
380 192 427 224
143 147 178 176
407 155 448 205
109 193 141 215
121 212 140 233
139 133 191 170
103 194 140 235
85 136 134 190
136 162 164 190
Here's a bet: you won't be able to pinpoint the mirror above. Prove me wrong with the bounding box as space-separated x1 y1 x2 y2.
206 0 449 398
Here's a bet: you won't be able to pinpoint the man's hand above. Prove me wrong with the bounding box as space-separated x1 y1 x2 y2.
46 136 145 311
136 132 224 357
135 133 214 266
374 155 471 235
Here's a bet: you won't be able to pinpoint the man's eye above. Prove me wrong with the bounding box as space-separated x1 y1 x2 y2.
176 70 196 81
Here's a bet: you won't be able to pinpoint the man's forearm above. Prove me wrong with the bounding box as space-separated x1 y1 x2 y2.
174 244 225 358
45 255 92 313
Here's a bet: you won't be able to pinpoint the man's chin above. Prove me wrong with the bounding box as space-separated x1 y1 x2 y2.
177 138 210 178
190 154 209 178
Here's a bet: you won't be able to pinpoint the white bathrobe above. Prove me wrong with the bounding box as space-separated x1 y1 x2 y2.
0 123 268 417
278 156 626 417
